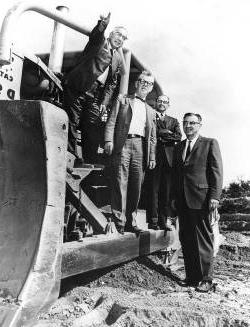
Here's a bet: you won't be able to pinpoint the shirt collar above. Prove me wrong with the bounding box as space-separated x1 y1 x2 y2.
134 93 146 101
186 134 199 145
156 111 166 118
107 41 116 54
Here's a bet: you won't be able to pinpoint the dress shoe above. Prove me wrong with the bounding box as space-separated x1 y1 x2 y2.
148 223 160 230
178 279 200 287
116 225 125 235
195 280 215 293
125 226 143 234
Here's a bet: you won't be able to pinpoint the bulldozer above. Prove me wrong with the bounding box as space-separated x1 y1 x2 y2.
0 3 177 326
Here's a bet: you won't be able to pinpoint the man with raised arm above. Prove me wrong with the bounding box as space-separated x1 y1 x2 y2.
63 13 127 163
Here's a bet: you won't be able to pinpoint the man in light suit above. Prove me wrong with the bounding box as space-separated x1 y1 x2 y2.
104 71 156 234
147 95 182 230
172 112 223 292
63 13 127 162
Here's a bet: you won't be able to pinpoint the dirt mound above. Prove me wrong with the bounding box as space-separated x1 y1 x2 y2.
73 255 179 293
36 232 250 327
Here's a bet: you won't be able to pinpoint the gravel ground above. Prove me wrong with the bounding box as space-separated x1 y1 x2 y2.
36 231 250 327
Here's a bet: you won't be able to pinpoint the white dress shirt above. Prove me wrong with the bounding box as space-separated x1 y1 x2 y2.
128 97 146 137
97 42 114 85
156 111 166 120
182 134 199 161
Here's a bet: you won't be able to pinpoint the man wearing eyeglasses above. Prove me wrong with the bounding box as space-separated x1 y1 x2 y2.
63 13 127 163
147 95 182 230
104 71 156 234
171 113 223 292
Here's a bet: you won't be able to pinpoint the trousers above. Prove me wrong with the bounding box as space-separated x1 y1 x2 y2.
111 138 145 228
178 200 214 282
63 81 106 160
147 156 174 226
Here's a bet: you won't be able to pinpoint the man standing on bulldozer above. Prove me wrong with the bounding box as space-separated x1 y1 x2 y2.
63 13 127 164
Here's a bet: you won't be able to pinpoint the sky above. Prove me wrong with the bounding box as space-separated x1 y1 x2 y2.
1 0 250 186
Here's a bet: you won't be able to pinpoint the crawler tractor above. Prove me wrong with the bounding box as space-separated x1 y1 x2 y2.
0 3 177 326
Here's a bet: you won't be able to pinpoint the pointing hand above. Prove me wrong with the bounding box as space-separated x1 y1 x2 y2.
100 12 111 25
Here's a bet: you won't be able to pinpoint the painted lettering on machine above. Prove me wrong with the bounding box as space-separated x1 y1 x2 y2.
0 53 23 100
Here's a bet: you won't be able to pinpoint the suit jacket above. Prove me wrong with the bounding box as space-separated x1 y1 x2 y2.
172 135 223 210
104 95 157 166
64 19 122 106
156 114 182 167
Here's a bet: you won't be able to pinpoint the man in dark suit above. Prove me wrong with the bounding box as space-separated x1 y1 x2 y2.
147 95 182 230
63 13 127 163
172 112 223 292
104 71 156 234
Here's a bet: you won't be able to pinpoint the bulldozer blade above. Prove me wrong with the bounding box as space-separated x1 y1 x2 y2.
0 100 68 326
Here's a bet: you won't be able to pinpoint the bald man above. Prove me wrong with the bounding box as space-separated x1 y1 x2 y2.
63 13 127 163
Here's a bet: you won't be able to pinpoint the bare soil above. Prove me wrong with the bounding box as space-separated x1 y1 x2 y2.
36 231 250 327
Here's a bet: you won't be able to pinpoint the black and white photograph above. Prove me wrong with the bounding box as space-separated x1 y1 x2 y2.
0 0 249 326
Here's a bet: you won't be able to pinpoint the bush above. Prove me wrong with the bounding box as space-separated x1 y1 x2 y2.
222 179 250 199
220 197 250 214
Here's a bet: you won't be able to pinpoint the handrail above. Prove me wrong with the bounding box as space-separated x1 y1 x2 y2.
119 49 131 95
0 2 163 96
48 5 69 73
0 1 91 65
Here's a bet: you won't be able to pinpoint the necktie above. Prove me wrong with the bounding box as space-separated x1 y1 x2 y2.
135 95 145 103
185 141 191 161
